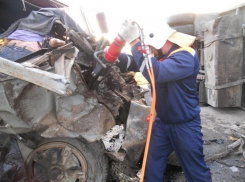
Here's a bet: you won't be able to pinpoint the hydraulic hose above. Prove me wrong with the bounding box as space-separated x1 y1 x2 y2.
131 21 157 182
140 62 156 182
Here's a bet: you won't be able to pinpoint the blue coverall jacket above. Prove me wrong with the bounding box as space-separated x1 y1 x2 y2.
118 42 212 182
118 43 200 123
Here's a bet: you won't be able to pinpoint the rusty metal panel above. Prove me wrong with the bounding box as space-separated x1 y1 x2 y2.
11 83 76 137
0 63 116 141
0 80 32 133
122 101 150 166
56 94 116 142
54 53 75 80
204 15 243 107
205 86 243 107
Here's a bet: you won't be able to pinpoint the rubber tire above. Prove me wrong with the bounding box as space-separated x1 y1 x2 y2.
167 13 196 27
171 24 195 36
69 30 94 56
26 138 109 182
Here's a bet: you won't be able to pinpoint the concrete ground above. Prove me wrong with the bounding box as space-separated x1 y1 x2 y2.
167 105 245 182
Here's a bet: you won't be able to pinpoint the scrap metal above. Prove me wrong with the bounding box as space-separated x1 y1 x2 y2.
102 125 125 152
0 7 151 179
122 101 150 166
0 56 69 95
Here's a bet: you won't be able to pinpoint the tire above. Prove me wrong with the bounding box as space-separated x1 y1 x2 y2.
69 30 94 56
25 138 109 182
171 24 195 35
167 13 196 27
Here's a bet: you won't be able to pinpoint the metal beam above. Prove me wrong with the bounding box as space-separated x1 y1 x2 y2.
0 57 69 95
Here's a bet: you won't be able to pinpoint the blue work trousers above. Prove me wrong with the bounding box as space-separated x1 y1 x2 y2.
145 117 212 182
0 44 32 61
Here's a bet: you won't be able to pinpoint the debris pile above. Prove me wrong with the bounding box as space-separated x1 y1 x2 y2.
206 124 245 162
102 125 125 152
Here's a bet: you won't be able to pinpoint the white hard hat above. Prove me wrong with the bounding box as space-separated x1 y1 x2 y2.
143 20 196 49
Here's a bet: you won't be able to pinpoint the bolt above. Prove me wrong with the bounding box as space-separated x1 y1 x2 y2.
149 33 154 38
36 155 42 161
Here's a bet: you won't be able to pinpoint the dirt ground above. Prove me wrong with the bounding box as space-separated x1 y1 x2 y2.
165 105 245 182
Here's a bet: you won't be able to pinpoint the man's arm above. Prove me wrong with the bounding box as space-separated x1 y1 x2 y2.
131 42 196 83
117 53 139 72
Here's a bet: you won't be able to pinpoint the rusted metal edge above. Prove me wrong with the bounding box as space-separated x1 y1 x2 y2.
204 34 243 45
0 57 69 95
205 79 245 90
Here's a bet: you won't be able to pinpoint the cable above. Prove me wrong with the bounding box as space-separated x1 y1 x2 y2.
140 61 156 182
132 21 157 181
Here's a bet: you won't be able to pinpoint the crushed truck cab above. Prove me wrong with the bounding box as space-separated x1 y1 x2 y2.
0 1 150 181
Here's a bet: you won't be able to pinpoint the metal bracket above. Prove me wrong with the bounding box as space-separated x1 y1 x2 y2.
205 79 245 90
93 50 106 68
0 124 26 142
0 56 70 95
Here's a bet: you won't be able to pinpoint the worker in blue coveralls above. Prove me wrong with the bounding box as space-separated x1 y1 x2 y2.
116 19 212 182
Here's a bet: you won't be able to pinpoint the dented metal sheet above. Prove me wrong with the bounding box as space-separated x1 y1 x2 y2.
204 15 243 107
55 53 75 81
0 57 69 95
122 101 150 166
56 94 116 142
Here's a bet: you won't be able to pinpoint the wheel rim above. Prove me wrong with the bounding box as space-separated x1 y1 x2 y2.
25 142 88 182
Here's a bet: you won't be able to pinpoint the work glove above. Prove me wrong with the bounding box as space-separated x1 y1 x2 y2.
118 19 139 43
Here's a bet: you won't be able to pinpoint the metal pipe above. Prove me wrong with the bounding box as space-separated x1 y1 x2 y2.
94 50 107 68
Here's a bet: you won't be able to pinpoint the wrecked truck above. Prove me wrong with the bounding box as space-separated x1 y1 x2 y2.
0 2 150 182
166 5 245 109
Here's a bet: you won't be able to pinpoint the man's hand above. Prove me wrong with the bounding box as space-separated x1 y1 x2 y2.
118 19 139 44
